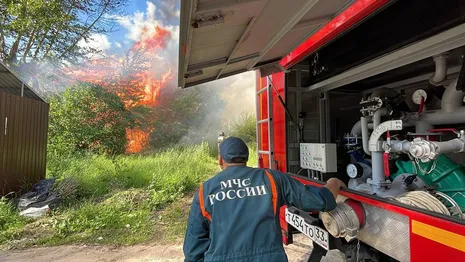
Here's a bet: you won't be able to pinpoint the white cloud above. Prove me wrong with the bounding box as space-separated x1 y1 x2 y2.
115 42 122 48
113 2 255 118
115 1 180 42
147 1 157 21
157 0 179 20
115 2 163 42
78 33 112 58
113 1 179 86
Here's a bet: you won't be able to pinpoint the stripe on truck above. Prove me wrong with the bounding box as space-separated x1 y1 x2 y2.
412 220 465 252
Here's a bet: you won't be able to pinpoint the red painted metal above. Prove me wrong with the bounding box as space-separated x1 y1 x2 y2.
344 199 366 227
383 152 390 177
428 128 460 135
271 72 287 172
256 2 465 258
279 0 390 69
291 177 465 260
418 96 425 113
256 72 270 168
410 232 465 262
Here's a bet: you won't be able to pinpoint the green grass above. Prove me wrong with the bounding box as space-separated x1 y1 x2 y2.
1 141 259 250
1 143 219 249
0 199 29 244
48 143 218 199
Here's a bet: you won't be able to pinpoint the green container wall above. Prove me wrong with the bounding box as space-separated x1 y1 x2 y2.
394 155 465 211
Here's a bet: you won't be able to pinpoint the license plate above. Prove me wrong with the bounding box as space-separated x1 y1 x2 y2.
285 208 329 250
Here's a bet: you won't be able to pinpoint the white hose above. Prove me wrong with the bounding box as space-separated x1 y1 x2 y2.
395 191 450 215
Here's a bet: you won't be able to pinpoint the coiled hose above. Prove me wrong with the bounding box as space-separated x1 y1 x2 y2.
395 191 450 215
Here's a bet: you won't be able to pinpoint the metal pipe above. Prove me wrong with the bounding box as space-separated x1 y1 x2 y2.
387 140 411 153
351 120 362 136
416 108 465 125
350 120 374 136
361 117 371 156
371 152 385 185
373 108 388 129
441 79 462 112
409 138 465 161
402 80 465 127
369 120 403 151
370 109 392 191
435 138 465 154
430 54 448 86
415 121 434 133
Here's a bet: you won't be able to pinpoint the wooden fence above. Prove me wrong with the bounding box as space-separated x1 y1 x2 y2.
0 91 49 195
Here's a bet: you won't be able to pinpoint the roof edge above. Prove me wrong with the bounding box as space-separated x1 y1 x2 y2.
0 60 47 102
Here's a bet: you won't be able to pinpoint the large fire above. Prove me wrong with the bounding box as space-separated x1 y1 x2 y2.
67 25 174 153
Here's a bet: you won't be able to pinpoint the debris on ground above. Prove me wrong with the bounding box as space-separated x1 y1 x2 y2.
19 205 51 219
17 178 61 218
53 177 78 198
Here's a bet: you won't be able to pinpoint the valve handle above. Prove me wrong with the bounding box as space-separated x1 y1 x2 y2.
428 128 460 137
383 152 390 177
384 131 391 177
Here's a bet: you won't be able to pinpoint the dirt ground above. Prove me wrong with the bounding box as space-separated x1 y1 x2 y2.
0 235 345 262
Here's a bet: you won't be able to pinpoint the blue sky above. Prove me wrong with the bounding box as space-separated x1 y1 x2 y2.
107 0 180 52
79 0 256 117
80 0 180 60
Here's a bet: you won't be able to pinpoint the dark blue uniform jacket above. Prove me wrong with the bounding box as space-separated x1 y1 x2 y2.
183 166 336 262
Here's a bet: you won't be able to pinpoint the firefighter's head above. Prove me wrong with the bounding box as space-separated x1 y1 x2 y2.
218 136 249 170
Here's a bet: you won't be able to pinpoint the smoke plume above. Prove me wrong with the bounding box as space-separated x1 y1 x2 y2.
8 1 256 152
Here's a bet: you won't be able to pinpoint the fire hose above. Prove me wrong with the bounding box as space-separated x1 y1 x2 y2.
394 191 450 215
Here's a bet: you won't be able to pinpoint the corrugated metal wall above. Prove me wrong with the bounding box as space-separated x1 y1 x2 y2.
0 91 49 195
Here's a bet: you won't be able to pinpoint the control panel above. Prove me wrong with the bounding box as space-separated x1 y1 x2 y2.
300 143 337 173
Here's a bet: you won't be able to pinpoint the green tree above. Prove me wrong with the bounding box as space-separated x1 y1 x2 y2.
0 0 127 96
0 0 126 64
228 112 256 144
48 82 132 156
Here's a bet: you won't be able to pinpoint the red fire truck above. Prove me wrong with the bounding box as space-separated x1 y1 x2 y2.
178 1 465 261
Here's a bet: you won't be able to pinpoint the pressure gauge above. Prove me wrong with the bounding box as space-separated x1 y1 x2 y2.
346 163 363 179
412 89 427 105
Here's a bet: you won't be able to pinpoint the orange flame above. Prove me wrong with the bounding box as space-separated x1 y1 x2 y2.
126 128 153 153
67 25 173 153
132 26 170 52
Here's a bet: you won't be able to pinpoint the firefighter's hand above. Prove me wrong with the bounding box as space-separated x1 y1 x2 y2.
324 178 344 200
340 180 347 188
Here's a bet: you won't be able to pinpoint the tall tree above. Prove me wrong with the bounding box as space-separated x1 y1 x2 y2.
1 0 126 64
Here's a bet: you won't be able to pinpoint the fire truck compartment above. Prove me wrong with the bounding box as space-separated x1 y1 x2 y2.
179 0 465 261
276 1 465 260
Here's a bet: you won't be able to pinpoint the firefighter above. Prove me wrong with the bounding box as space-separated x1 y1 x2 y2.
183 136 344 262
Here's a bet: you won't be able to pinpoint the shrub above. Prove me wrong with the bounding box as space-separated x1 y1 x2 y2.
48 83 132 156
228 112 256 144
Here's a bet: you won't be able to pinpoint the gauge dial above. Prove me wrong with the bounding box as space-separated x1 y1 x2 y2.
347 163 362 178
412 89 427 105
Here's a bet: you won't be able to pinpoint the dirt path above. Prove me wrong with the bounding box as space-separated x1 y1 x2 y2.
0 235 345 262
